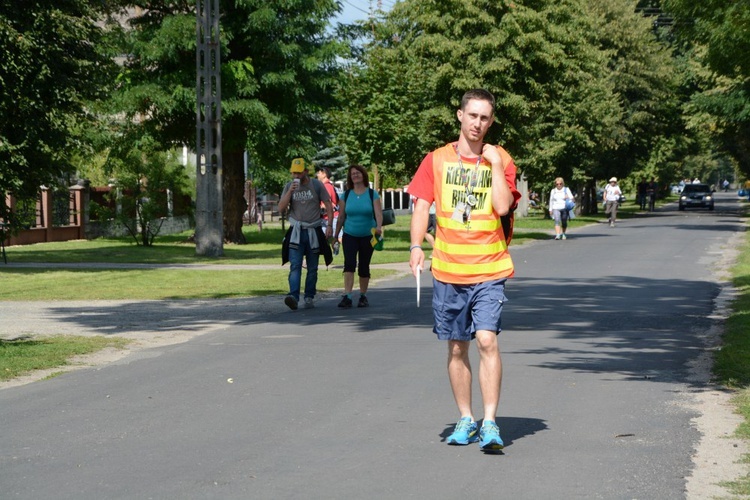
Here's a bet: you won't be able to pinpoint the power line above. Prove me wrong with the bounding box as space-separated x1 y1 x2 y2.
341 0 370 15
341 0 395 16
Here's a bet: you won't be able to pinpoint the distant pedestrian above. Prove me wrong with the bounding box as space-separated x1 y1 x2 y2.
315 166 340 235
637 180 648 210
548 177 574 240
604 177 622 227
647 178 657 212
423 202 436 248
529 190 540 208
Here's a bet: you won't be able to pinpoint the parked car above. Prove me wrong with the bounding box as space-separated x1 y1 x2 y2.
678 183 714 210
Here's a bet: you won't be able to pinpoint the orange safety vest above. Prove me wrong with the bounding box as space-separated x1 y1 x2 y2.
430 144 514 285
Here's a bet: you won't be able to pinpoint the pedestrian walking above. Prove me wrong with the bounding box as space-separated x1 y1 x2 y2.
334 165 383 309
279 158 333 310
647 178 657 212
315 165 340 237
604 177 622 227
637 180 648 210
407 89 520 452
548 177 574 240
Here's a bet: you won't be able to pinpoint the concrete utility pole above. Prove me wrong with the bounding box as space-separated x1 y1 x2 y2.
195 0 223 256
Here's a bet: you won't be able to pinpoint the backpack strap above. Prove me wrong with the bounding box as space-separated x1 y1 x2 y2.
330 181 339 205
369 188 375 222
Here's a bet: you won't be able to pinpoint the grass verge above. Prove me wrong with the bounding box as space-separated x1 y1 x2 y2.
714 226 750 496
0 336 130 382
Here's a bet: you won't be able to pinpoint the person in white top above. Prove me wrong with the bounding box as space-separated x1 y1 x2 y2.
548 177 575 240
604 177 623 227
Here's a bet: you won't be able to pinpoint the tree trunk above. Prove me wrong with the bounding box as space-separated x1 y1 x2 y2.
223 150 247 244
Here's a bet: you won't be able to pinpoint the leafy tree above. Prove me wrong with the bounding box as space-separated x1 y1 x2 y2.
95 136 192 246
312 145 348 181
582 0 685 207
665 0 750 81
334 0 686 212
0 0 115 232
664 0 750 176
105 0 346 244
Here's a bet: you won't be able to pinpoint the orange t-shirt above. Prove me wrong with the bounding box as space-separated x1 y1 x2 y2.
408 143 519 285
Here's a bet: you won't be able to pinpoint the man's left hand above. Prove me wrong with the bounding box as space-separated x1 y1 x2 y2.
482 144 503 167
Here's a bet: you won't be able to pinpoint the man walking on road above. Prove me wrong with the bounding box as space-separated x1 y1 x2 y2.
408 89 520 452
279 158 333 310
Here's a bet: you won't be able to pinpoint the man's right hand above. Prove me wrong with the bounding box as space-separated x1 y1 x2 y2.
410 247 424 277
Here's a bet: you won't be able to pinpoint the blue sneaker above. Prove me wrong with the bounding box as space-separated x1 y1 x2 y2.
479 421 504 451
447 417 478 445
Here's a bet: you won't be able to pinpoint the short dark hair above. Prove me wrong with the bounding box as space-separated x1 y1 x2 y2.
316 166 332 178
460 89 496 115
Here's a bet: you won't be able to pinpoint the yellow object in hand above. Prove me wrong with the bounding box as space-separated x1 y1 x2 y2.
371 228 384 251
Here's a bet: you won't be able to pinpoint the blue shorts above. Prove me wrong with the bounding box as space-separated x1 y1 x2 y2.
432 278 508 341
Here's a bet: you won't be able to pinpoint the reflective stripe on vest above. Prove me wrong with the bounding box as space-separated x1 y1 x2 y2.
430 144 514 284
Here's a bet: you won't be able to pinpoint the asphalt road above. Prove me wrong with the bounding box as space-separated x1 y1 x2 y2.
0 192 746 499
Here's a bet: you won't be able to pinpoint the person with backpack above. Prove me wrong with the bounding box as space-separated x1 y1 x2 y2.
279 158 333 310
315 166 340 236
407 89 519 452
333 164 383 308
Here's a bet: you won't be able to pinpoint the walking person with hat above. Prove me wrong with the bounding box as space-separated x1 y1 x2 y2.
604 177 622 227
279 158 333 310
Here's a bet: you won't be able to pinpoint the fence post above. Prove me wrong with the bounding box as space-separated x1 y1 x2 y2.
40 188 52 241
69 183 85 239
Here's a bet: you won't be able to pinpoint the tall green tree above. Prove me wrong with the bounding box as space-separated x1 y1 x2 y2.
0 0 115 232
106 0 345 243
335 0 684 212
664 0 750 176
312 145 347 180
584 0 684 203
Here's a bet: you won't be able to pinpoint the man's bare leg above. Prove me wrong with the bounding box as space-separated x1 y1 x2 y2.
475 329 502 423
447 340 473 419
